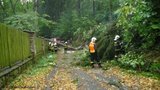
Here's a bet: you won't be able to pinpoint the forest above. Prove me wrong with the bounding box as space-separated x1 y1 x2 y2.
0 0 160 89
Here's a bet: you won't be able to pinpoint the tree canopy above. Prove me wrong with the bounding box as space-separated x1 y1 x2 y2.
0 0 160 73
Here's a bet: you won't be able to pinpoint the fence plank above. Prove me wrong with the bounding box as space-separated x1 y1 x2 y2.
0 24 49 76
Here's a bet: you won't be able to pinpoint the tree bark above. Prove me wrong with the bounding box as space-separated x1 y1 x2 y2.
108 0 113 22
33 0 36 11
10 0 19 14
27 2 29 9
9 0 19 14
77 0 81 17
9 0 15 14
33 0 39 12
93 0 96 17
29 32 36 63
0 0 8 17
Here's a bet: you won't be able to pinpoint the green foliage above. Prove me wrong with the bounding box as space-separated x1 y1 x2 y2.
55 11 96 41
118 51 145 70
94 0 119 22
0 0 34 22
101 60 118 70
4 12 54 32
28 53 56 75
51 0 119 42
73 49 91 67
110 50 160 74
73 17 96 41
149 63 160 73
97 22 120 60
116 0 160 50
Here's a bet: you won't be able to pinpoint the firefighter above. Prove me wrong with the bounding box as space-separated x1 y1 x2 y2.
53 38 58 53
64 41 68 53
114 35 122 58
89 37 101 68
49 42 54 52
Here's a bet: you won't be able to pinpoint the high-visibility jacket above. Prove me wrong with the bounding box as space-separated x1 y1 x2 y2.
89 42 95 53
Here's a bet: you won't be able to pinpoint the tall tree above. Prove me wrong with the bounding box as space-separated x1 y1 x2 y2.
108 0 113 21
0 0 7 19
92 0 96 17
33 0 40 12
44 0 66 21
77 0 81 17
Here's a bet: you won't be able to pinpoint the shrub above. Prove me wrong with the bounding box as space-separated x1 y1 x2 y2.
149 63 160 73
101 60 118 70
118 51 145 71
73 49 91 67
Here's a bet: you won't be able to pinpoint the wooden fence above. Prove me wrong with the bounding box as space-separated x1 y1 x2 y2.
0 24 49 73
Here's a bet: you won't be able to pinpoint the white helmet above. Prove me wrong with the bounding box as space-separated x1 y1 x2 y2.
91 37 97 42
114 35 120 41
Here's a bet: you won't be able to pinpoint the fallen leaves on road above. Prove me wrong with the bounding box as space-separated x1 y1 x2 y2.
51 68 77 90
104 66 160 90
5 53 56 89
8 66 52 89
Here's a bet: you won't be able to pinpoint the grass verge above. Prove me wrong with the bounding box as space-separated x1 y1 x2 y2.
6 53 56 89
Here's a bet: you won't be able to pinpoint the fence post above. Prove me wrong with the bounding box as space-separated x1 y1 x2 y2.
42 39 45 54
30 32 36 63
42 37 46 54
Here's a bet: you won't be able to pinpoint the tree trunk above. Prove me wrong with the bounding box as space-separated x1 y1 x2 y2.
77 0 81 17
93 0 96 17
9 0 19 14
9 0 15 14
29 32 36 63
27 2 29 10
33 0 39 12
108 0 113 22
0 0 8 18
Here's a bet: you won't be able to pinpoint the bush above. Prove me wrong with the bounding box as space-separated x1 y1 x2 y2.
149 63 160 73
101 60 118 70
73 49 91 67
118 51 145 70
